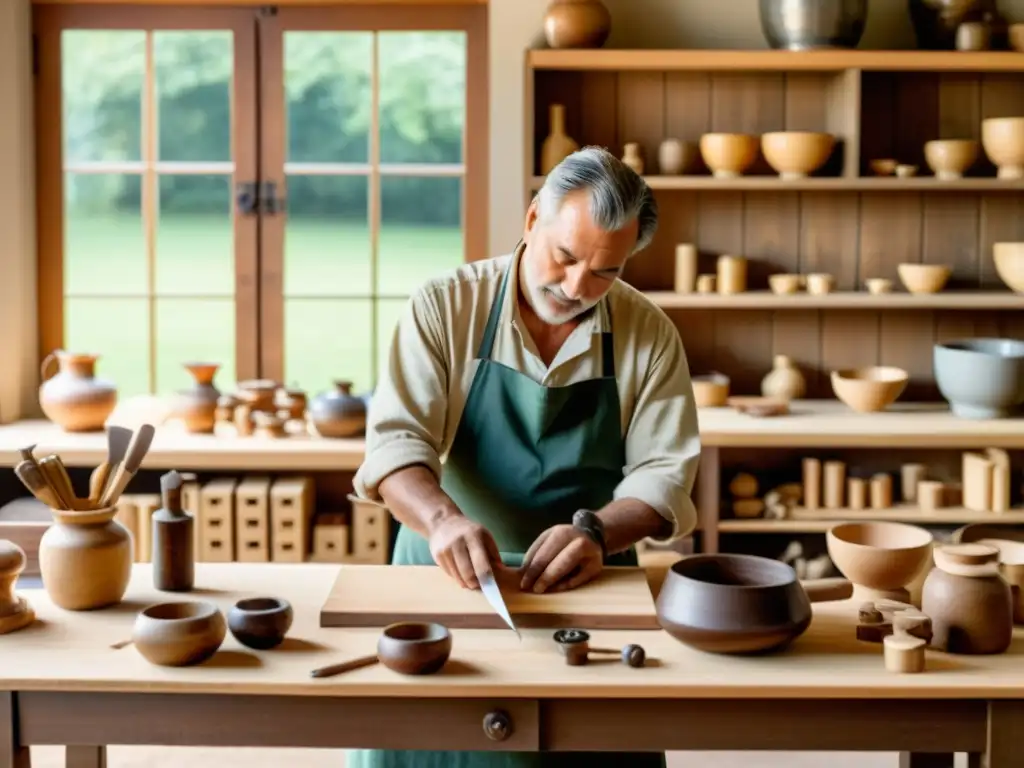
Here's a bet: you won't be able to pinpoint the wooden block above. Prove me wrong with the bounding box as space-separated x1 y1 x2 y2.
270 476 315 563
312 512 348 563
986 448 1011 513
962 451 994 512
199 478 237 562
114 496 139 563
235 476 271 563
870 473 892 509
918 480 944 511
133 494 160 564
823 460 845 509
181 472 201 559
900 463 926 503
883 633 926 673
847 478 866 510
802 458 821 510
351 498 390 564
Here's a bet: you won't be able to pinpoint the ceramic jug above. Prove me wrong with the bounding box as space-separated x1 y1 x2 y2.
174 362 221 434
39 506 133 611
39 350 118 432
309 380 368 438
540 104 580 175
761 355 807 400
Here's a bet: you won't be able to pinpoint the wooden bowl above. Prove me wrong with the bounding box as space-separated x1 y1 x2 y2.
897 263 951 294
982 117 1024 180
870 158 898 176
993 242 1024 294
699 133 759 179
865 277 893 295
133 601 227 667
826 522 933 602
769 274 803 294
228 596 294 650
377 621 452 674
831 366 909 413
923 139 979 180
761 131 835 180
691 372 730 407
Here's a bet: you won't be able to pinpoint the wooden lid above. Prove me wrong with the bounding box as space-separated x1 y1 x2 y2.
939 543 999 566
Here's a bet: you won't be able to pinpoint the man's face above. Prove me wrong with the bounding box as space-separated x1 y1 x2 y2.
520 191 638 325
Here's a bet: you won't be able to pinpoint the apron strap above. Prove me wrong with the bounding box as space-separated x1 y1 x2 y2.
601 330 615 378
476 255 514 360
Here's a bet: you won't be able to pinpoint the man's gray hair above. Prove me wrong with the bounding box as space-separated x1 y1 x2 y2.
535 146 659 255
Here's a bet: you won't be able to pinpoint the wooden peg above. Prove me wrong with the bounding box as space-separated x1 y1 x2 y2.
847 478 866 510
823 461 845 509
883 633 926 673
802 458 821 510
870 473 892 510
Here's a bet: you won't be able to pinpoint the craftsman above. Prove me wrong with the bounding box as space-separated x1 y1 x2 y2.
349 146 701 767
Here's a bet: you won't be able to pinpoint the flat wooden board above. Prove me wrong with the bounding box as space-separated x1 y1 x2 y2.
318 565 660 630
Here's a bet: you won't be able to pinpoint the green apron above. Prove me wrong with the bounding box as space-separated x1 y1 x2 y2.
347 262 666 768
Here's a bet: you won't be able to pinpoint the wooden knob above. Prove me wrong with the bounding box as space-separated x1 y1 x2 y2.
482 710 513 742
622 644 646 668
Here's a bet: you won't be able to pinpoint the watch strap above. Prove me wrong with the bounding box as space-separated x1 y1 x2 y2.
572 509 606 562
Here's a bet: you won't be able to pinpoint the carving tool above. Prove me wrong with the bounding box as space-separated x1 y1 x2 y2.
479 570 520 638
310 655 380 679
37 455 77 510
95 426 133 507
13 458 63 509
100 423 155 507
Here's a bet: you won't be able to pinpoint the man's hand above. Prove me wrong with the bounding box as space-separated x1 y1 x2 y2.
519 524 602 593
427 513 501 590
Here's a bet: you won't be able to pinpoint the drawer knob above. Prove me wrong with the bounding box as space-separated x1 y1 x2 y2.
482 709 513 741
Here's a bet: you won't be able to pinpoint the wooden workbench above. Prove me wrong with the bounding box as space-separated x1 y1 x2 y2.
1 563 1021 767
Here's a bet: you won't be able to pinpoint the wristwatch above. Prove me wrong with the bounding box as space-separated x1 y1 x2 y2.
572 509 607 563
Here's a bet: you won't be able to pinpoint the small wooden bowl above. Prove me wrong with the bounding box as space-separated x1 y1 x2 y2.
769 274 803 295
228 597 294 650
805 273 834 295
865 278 893 295
924 139 979 180
827 521 933 601
761 131 835 180
133 601 227 667
897 263 951 294
699 133 760 179
870 158 898 176
377 621 452 675
993 242 1024 294
831 366 909 413
895 164 918 178
691 372 730 407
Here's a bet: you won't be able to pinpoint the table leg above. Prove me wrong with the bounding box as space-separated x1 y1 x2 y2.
986 700 1024 768
65 747 105 768
0 694 29 768
898 755 954 768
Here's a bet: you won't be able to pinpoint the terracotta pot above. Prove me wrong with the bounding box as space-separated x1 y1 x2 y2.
543 0 611 49
540 104 580 175
38 506 132 611
921 543 1014 654
39 351 118 432
309 380 367 438
761 355 806 400
174 363 221 434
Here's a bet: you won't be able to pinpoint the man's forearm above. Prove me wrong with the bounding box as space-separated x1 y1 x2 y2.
378 465 462 538
596 498 673 555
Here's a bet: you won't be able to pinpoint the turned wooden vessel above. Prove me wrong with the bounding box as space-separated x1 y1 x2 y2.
39 351 118 432
133 601 226 667
174 363 221 434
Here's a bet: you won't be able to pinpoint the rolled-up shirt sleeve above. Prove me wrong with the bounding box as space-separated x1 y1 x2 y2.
612 313 701 542
353 287 449 501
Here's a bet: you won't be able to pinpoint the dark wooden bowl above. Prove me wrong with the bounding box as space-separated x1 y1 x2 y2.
656 553 851 655
227 597 294 650
377 621 452 675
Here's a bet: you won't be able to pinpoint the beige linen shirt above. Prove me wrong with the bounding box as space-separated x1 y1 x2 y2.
353 247 701 541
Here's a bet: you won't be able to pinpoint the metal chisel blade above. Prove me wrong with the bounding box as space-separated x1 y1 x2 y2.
479 571 520 638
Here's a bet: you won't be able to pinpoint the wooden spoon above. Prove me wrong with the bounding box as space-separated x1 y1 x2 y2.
94 426 133 507
100 424 155 507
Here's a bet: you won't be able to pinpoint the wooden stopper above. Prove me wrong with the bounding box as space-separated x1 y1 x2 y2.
847 478 867 510
883 634 926 674
716 255 747 295
823 461 845 509
870 473 893 509
674 244 698 293
696 274 716 294
893 610 933 644
917 480 944 510
802 458 821 510
729 472 758 499
900 464 926 503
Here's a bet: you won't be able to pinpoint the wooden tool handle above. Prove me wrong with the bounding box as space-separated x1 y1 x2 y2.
13 461 63 509
50 457 82 510
310 654 379 679
37 458 74 510
100 468 134 508
800 577 853 603
90 463 111 507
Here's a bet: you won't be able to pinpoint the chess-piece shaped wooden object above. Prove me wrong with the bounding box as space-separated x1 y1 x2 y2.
0 541 36 634
856 600 930 674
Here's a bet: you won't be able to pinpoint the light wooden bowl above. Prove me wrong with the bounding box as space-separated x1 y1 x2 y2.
897 263 951 294
699 133 760 179
769 274 802 295
761 132 835 180
827 522 934 601
993 242 1024 294
982 117 1024 180
870 158 898 176
692 372 730 407
923 139 979 180
831 366 909 413
865 278 893 295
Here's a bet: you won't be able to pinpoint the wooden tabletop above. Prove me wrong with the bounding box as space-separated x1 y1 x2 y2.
4 563 1023 700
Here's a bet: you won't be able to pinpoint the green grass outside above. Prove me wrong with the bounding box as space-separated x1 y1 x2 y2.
62 214 464 399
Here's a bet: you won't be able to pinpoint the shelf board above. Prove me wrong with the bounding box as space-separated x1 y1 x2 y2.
528 175 1024 192
646 290 1024 310
719 507 1024 534
528 49 1024 73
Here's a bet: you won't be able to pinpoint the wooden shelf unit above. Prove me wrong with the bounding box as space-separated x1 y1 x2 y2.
644 290 1024 310
529 175 1024 192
